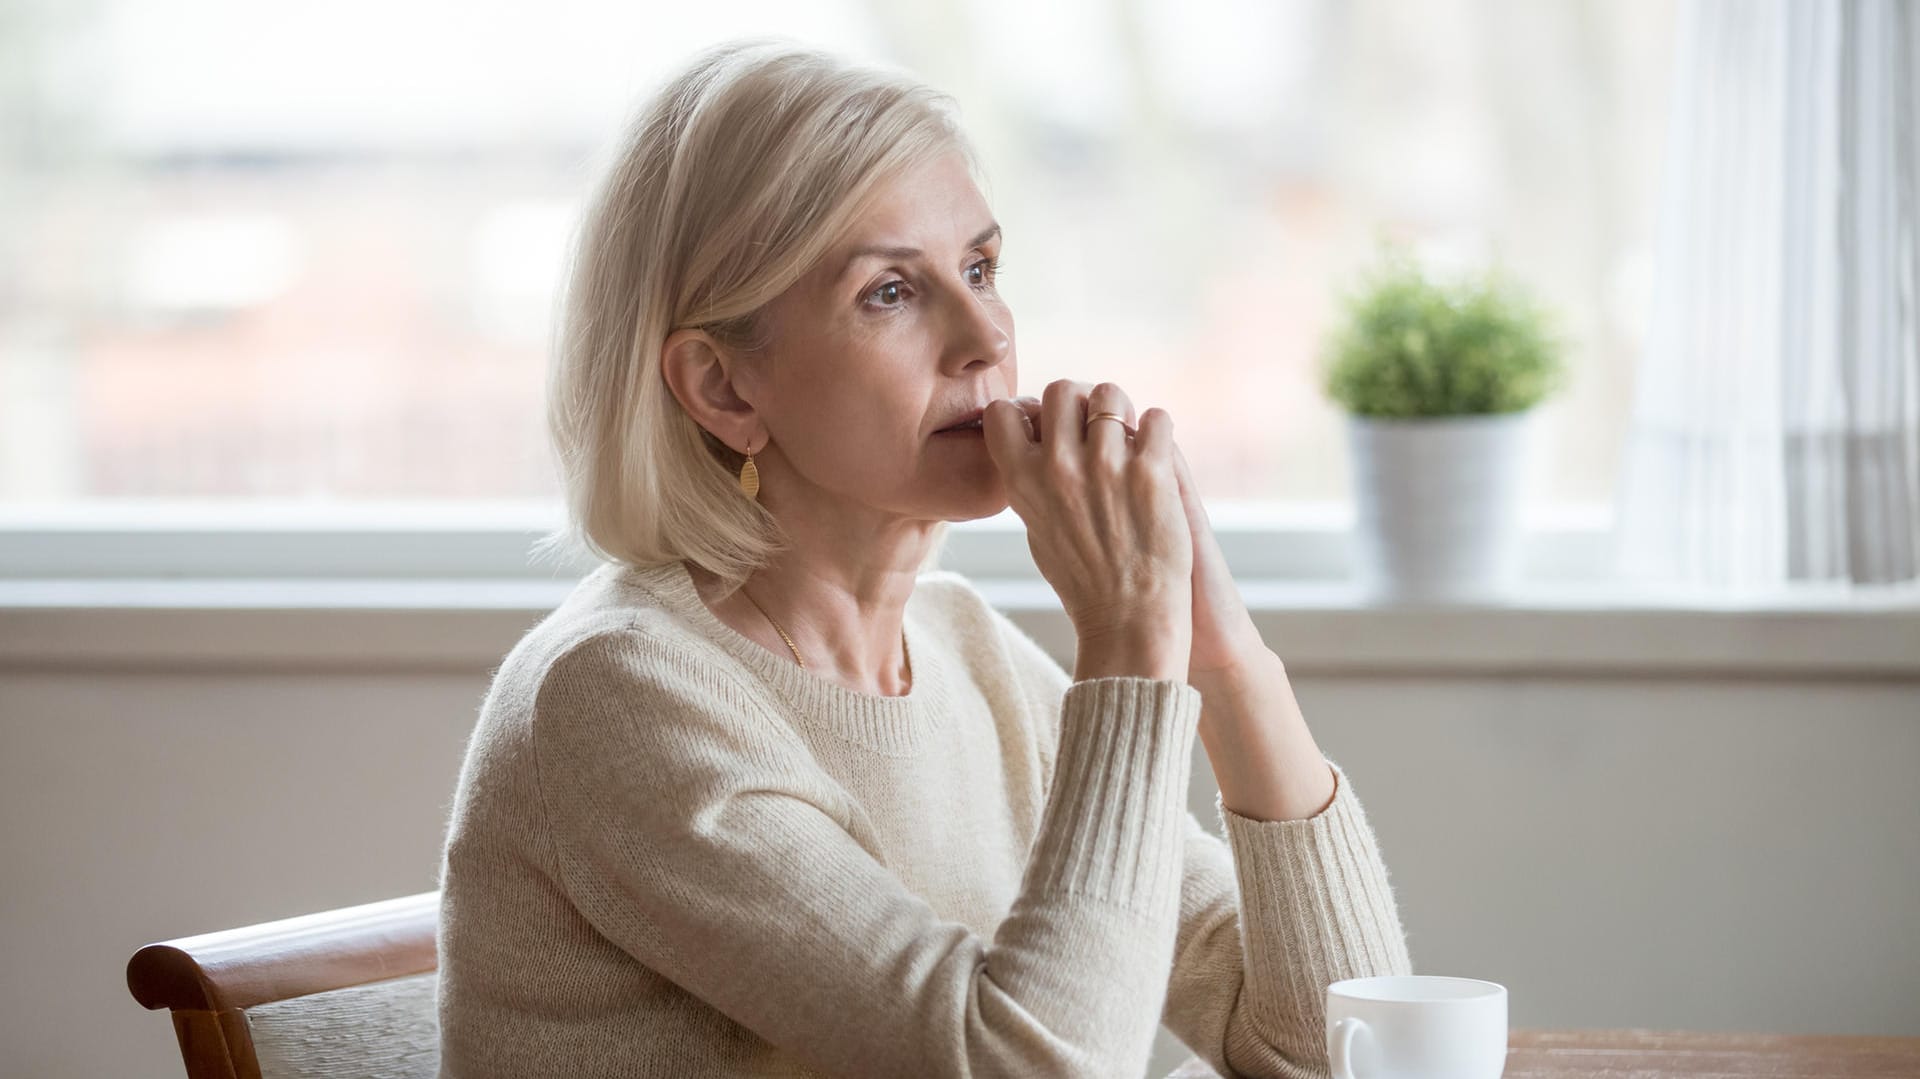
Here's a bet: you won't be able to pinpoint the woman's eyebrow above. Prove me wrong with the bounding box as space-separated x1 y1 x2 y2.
838 223 1001 275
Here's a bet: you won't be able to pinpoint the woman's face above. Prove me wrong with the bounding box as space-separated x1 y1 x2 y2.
742 148 1017 526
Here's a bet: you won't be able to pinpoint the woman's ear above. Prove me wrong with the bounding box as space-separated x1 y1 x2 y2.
661 328 759 453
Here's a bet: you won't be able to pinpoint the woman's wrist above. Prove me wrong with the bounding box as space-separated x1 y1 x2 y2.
1072 627 1191 683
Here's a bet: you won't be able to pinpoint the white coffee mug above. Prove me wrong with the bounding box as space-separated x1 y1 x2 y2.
1325 975 1508 1079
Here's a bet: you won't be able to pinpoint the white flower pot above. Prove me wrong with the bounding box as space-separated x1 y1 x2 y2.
1346 411 1533 603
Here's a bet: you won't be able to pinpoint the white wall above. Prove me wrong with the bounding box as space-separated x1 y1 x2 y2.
2 616 1917 1078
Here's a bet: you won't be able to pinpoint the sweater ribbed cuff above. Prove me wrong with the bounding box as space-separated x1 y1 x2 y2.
1024 676 1202 919
1218 759 1414 1040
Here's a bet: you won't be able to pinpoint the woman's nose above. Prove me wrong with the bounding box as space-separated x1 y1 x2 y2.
944 289 1010 372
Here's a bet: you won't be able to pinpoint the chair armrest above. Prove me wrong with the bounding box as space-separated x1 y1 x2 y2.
127 891 439 1012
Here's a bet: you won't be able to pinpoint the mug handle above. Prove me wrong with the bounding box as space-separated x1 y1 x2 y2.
1330 1016 1367 1079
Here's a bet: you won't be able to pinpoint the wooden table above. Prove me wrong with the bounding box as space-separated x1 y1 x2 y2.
1165 1027 1920 1077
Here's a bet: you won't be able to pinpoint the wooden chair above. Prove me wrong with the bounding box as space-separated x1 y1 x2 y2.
126 888 1222 1078
126 891 440 1079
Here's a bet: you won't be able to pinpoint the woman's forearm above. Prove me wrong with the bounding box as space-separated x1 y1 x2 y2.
1191 648 1338 822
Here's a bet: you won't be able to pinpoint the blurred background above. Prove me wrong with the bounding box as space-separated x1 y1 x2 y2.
0 0 1670 508
2 2 1916 1078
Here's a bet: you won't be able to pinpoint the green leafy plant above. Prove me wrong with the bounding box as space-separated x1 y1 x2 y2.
1322 249 1566 418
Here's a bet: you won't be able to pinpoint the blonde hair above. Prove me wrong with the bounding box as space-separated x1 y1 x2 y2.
534 38 978 593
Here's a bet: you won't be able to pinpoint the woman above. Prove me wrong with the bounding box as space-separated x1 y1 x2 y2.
437 37 1412 1079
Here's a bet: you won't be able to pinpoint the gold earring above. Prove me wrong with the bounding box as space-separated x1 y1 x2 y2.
738 435 761 501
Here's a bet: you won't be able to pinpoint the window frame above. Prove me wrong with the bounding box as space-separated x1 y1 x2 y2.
4 502 1915 679
0 500 1617 583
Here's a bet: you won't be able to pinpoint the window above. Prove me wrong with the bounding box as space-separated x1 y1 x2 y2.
1 0 1676 575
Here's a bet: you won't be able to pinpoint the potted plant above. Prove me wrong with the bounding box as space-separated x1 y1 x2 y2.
1321 250 1566 602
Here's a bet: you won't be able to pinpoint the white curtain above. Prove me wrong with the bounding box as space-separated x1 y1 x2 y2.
1615 0 1920 592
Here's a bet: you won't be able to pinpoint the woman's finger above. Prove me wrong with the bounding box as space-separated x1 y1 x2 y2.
1038 379 1092 462
981 398 1036 471
1013 395 1042 440
1135 406 1173 462
1084 381 1137 458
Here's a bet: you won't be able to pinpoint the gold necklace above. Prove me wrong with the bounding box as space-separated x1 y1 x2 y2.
737 586 911 684
738 586 805 667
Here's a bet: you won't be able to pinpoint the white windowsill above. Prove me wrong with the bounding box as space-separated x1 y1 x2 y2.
1 576 1915 677
2 502 1916 676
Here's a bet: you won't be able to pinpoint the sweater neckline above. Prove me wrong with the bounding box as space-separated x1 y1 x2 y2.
613 559 949 755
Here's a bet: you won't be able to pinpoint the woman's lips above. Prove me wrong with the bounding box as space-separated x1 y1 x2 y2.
934 415 986 434
935 405 990 433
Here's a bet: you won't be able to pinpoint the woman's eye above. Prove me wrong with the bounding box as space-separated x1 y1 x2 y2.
868 281 906 307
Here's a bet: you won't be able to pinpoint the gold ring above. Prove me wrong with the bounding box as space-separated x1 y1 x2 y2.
1086 411 1135 436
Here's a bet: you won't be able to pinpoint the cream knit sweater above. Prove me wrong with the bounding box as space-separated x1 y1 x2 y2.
436 559 1413 1079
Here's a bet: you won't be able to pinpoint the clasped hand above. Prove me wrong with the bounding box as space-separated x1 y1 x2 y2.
981 379 1266 684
